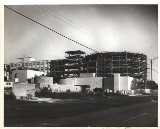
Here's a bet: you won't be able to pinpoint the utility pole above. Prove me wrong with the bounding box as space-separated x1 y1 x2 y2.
151 59 152 81
150 57 158 81
102 54 104 90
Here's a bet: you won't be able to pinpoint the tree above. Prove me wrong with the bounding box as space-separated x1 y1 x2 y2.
137 81 145 89
131 78 146 90
131 78 158 90
146 80 158 90
131 78 139 90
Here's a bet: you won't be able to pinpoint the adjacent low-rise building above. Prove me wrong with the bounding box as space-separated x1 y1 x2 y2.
58 73 134 92
10 57 50 76
12 69 46 83
12 83 35 99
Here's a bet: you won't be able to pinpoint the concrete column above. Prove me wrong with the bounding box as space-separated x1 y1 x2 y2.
96 60 97 76
114 73 120 91
39 61 41 71
43 61 45 72
47 60 49 74
31 61 33 69
74 77 76 86
27 62 30 68
14 64 16 69
16 63 18 70
10 64 12 71
23 62 25 68
35 61 37 69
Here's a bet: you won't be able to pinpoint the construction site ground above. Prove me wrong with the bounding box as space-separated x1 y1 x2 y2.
4 95 158 127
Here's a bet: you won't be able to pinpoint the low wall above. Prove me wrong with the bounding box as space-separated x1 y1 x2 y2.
153 89 158 94
36 83 81 93
60 77 114 90
143 89 152 94
50 84 81 92
35 76 53 84
12 83 35 99
79 73 96 78
75 77 103 90
60 78 75 86
130 89 157 94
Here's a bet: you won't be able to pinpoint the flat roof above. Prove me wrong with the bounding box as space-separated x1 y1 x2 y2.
65 50 86 54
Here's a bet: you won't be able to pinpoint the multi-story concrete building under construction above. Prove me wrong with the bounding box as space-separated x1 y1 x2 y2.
50 50 86 78
50 50 147 82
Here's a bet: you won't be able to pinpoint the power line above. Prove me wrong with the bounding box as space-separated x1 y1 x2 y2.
5 5 98 53
152 69 158 73
4 35 65 59
37 5 124 52
4 32 68 52
4 30 99 53
44 5 154 55
4 34 75 61
4 33 96 59
35 5 107 52
43 5 82 28
35 5 82 31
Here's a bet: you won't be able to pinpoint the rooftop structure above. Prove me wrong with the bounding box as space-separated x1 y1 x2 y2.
16 57 36 63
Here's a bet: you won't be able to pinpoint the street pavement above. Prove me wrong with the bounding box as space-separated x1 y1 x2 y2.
28 101 158 127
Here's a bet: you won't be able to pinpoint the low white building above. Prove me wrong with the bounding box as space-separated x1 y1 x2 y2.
12 69 46 83
114 73 134 91
59 73 134 92
12 83 35 99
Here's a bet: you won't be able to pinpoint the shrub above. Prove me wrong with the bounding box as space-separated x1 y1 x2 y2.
4 93 16 100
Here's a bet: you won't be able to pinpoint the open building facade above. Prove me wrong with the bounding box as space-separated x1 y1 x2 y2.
50 50 147 82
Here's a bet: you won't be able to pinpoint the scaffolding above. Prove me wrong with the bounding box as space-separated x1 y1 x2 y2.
50 50 86 78
50 51 147 82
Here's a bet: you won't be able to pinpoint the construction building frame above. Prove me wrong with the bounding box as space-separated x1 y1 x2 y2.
50 50 147 82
